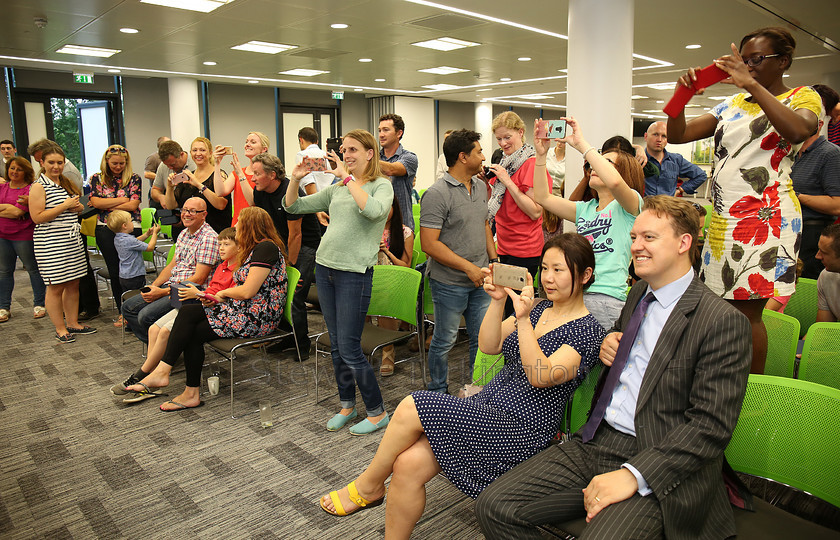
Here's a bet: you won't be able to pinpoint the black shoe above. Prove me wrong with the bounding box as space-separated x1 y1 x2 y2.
78 311 100 321
110 370 146 396
67 325 97 335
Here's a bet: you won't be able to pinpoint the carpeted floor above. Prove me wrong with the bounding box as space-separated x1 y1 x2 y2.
0 263 486 539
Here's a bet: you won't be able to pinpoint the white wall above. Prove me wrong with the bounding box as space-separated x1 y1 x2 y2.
393 96 436 190
122 76 170 204
207 83 277 155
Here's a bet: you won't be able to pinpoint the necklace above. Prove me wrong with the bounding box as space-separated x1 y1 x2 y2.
540 305 587 326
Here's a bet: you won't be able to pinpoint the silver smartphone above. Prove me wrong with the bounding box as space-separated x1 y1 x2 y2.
492 263 529 290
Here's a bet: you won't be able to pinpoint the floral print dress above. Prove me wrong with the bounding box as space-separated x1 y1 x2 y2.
702 86 822 300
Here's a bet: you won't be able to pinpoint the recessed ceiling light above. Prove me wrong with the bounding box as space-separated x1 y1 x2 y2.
108 69 121 73
412 37 480 51
631 95 648 99
518 94 551 100
655 100 664 104
354 88 364 92
477 88 492 92
500 77 511 81
231 40 297 54
418 66 469 75
359 58 373 63
120 27 139 34
645 83 675 91
685 44 702 49
248 80 259 84
203 61 217 66
279 68 329 77
56 45 121 58
140 0 233 13
518 57 531 62
375 78 385 82
330 23 349 29
422 83 461 91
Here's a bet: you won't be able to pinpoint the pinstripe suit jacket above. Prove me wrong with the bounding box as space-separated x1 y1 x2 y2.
601 275 751 539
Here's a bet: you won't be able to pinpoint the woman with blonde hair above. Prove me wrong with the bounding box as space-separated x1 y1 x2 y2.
162 136 230 233
214 131 270 225
89 144 143 323
285 129 394 435
28 145 93 342
125 205 288 411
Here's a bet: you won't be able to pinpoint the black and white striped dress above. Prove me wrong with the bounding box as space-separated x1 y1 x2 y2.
33 175 86 285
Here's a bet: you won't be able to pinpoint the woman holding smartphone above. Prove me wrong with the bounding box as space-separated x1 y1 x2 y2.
28 145 94 342
213 131 270 225
284 129 394 436
163 137 230 233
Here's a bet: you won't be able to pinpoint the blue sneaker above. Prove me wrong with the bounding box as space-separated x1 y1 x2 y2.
326 409 357 431
349 414 390 436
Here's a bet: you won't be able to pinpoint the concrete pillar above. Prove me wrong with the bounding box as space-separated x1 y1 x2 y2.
565 0 634 197
475 101 494 161
167 78 202 148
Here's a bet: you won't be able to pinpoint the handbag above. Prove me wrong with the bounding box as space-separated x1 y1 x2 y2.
458 352 504 398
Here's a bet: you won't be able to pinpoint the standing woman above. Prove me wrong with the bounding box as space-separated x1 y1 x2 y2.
163 137 230 233
0 157 46 322
89 144 142 325
487 111 552 304
667 27 821 373
28 146 95 342
214 131 269 226
284 129 394 435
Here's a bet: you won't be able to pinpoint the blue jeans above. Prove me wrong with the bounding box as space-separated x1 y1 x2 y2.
427 278 491 393
122 294 171 343
0 237 46 309
316 264 384 416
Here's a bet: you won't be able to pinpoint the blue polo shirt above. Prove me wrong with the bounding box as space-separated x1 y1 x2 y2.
380 144 418 231
644 149 707 196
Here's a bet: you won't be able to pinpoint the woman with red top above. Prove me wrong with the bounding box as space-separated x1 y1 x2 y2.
487 111 552 314
214 131 270 226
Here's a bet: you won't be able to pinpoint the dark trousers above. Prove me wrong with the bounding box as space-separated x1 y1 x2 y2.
96 225 141 311
161 304 220 387
78 243 100 316
119 275 147 293
801 219 834 280
291 245 316 348
476 425 663 540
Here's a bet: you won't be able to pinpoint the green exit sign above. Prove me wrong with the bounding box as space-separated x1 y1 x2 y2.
74 73 94 84
331 91 344 100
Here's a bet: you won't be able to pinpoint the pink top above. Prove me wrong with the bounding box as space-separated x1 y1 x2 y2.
0 182 35 241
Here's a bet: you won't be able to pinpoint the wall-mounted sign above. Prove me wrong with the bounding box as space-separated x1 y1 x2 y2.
74 73 94 84
331 91 344 100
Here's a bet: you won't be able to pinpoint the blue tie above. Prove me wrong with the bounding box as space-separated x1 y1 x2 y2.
580 291 656 443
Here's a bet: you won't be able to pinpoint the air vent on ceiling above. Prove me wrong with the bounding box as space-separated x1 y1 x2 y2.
406 13 486 32
290 48 348 59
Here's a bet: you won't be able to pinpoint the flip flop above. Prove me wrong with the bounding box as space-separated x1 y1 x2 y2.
160 400 204 412
122 382 165 403
319 481 384 517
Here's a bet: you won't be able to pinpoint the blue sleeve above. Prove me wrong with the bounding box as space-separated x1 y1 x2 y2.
399 151 419 179
125 236 149 252
676 155 707 194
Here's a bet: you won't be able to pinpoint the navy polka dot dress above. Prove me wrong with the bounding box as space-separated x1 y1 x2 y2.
412 300 606 498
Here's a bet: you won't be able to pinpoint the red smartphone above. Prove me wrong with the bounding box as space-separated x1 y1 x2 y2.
663 64 728 118
201 292 220 304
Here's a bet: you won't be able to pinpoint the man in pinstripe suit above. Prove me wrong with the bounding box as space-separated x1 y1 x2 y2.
476 196 752 539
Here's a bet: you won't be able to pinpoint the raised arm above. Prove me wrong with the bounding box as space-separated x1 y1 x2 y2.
532 119 577 222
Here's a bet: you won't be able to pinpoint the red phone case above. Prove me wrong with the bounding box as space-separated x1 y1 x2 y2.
663 64 728 118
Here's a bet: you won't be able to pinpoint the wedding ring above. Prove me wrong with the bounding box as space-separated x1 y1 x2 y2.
594 496 601 503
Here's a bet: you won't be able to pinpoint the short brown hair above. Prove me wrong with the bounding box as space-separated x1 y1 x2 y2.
298 127 318 145
642 195 699 254
158 140 183 161
378 114 405 138
218 227 237 243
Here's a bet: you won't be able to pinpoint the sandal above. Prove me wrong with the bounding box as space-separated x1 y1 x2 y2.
380 345 395 377
33 306 46 319
113 315 126 328
320 481 384 516
0 309 9 323
122 382 165 403
160 400 204 412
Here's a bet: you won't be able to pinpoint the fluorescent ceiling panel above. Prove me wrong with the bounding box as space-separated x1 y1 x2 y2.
140 0 233 13
412 37 480 51
56 45 120 58
421 83 461 90
279 68 329 76
418 66 469 75
231 41 297 54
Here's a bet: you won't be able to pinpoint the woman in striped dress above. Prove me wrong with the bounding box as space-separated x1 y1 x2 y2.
28 146 95 342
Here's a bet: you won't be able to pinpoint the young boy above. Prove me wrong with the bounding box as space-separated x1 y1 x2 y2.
110 227 239 401
108 210 160 293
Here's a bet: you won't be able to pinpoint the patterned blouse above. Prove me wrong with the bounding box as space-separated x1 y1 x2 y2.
89 172 142 224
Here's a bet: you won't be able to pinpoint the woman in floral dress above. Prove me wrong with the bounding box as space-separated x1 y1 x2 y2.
667 27 821 373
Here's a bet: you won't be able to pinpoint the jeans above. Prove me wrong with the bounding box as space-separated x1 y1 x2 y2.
122 294 171 343
0 237 46 309
427 278 491 393
316 263 384 416
291 245 316 348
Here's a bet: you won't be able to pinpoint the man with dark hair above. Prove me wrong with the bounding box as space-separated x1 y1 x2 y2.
26 138 83 190
421 129 497 393
791 90 840 279
643 121 706 197
145 136 170 209
295 127 333 227
477 195 752 540
813 84 840 146
379 113 418 231
245 153 320 354
0 139 15 180
150 140 193 206
816 224 840 322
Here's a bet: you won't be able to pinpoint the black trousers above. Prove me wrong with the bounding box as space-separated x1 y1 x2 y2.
499 254 541 317
78 243 100 316
161 304 220 387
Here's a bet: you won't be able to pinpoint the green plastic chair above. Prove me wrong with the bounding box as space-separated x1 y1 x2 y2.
472 350 504 385
798 322 840 391
702 204 713 237
565 362 603 436
784 278 818 339
412 203 421 217
761 309 799 378
139 208 157 264
165 243 177 266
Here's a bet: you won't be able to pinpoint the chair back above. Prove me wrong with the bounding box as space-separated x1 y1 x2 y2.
165 243 177 266
284 266 300 326
761 309 799 378
784 278 818 338
566 363 603 434
422 274 434 316
472 350 504 385
798 322 840 391
725 375 840 509
367 265 422 326
140 207 155 230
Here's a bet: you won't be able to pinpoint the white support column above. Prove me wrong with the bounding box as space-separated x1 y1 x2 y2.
475 101 494 160
167 78 202 148
565 0 634 197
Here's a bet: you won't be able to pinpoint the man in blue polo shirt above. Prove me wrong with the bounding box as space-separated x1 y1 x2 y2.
379 113 418 231
643 121 706 197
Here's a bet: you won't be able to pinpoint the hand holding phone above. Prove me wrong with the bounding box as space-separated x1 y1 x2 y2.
492 263 529 290
303 156 329 172
664 63 728 118
171 172 190 185
536 119 567 139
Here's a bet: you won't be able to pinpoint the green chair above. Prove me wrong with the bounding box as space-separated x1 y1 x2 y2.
784 278 818 339
412 246 426 267
702 204 713 237
761 309 799 378
139 207 157 265
798 322 840 391
564 362 603 436
412 203 421 217
472 350 504 385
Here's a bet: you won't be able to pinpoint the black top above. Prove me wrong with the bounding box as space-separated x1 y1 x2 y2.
174 171 232 233
253 178 321 251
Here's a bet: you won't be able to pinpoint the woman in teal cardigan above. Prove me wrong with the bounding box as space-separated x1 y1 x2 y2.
285 129 394 436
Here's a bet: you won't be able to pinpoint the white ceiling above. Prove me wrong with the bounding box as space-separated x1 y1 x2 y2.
1 0 838 119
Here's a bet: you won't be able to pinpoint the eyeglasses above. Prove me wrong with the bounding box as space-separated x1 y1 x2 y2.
743 54 781 68
107 145 127 154
182 209 206 216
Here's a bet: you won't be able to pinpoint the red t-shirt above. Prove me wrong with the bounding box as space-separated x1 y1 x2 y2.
231 170 254 227
205 259 236 296
495 157 551 258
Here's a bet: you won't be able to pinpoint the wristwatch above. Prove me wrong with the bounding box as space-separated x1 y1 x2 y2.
200 185 208 193
489 257 500 264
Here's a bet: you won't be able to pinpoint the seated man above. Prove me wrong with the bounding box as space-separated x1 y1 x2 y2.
122 197 219 343
816 223 840 322
476 195 752 539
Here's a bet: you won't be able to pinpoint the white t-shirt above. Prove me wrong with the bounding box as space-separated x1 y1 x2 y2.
817 269 840 320
296 144 336 192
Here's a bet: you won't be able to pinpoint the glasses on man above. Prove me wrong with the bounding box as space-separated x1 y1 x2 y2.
107 145 127 154
743 54 781 68
182 209 206 216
